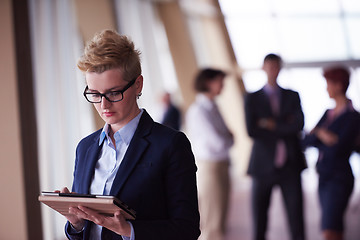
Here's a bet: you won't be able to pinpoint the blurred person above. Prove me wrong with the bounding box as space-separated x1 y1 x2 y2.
57 29 200 240
160 92 181 130
186 68 234 240
302 66 360 240
244 53 307 240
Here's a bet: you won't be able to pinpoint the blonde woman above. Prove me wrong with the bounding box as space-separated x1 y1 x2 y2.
59 30 200 240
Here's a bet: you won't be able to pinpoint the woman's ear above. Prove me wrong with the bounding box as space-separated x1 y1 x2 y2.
135 75 144 94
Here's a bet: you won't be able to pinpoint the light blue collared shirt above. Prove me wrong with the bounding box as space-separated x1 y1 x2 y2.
89 109 143 240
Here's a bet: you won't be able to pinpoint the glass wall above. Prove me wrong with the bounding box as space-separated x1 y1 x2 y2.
219 0 360 179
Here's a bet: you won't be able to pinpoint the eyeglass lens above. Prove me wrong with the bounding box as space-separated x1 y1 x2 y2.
83 78 136 103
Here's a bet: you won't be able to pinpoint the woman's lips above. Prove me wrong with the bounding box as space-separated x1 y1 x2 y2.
103 112 114 117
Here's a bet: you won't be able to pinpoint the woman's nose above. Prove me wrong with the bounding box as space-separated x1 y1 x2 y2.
100 96 111 108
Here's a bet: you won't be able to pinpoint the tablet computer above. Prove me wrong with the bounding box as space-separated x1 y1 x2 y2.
38 192 136 220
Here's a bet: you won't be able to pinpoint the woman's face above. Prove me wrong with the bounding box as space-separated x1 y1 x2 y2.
326 79 343 99
207 76 225 97
85 68 143 132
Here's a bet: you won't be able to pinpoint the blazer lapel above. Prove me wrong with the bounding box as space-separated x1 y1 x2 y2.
278 88 288 116
259 88 273 116
80 137 102 194
109 111 152 196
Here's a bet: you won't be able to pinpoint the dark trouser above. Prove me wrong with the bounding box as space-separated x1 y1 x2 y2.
251 171 305 240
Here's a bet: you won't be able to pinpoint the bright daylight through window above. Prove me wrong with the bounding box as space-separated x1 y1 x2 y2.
219 0 360 175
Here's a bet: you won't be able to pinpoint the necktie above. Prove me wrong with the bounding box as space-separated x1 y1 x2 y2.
269 89 280 115
268 89 287 168
275 140 286 168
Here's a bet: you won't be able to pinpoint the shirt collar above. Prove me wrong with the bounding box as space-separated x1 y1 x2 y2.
196 93 216 110
264 84 280 96
99 109 144 146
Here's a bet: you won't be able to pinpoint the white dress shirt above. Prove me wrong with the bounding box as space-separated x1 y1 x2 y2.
89 109 143 240
186 94 233 162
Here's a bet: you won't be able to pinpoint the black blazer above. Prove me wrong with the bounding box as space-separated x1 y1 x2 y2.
302 108 360 179
244 87 307 177
65 110 200 240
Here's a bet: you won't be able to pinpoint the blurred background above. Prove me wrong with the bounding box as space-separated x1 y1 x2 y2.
1 0 359 239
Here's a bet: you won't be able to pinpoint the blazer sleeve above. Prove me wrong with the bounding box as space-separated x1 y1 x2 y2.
302 111 327 149
131 131 200 240
275 91 304 137
244 92 267 138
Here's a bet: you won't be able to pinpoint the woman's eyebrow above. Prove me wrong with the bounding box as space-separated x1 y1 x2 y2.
86 86 123 93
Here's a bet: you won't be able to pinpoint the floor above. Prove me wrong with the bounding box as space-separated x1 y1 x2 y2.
224 168 360 240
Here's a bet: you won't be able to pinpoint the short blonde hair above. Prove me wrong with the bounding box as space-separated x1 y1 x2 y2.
77 29 141 82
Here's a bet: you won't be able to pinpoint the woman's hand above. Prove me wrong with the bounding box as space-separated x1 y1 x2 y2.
69 206 131 237
314 128 338 146
55 187 85 231
55 188 131 236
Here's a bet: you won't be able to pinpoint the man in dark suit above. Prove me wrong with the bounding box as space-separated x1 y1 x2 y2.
160 92 181 130
244 53 307 240
60 29 200 240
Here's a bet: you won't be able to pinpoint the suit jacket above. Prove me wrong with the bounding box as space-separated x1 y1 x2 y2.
161 103 181 131
302 107 360 179
244 87 307 177
65 110 200 240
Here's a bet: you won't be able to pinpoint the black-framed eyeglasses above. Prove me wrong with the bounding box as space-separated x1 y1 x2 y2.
83 78 136 103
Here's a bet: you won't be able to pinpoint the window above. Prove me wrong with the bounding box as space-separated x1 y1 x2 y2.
219 0 360 177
